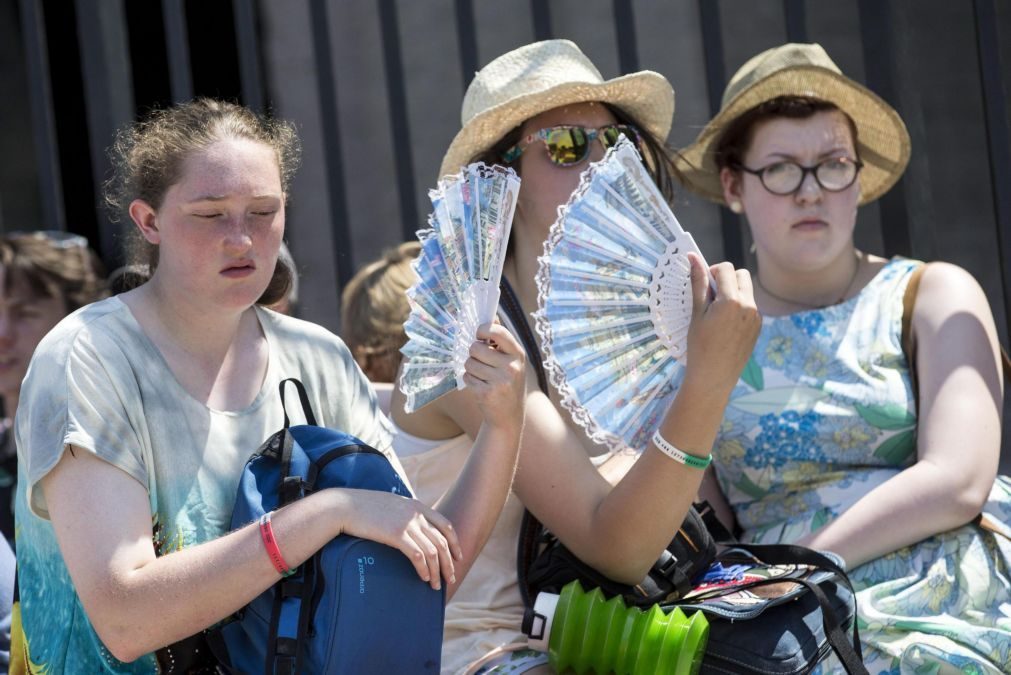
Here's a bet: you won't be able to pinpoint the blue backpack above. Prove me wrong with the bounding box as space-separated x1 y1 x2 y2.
216 378 445 674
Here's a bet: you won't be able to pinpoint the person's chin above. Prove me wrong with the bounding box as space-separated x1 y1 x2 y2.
218 286 270 311
781 240 836 266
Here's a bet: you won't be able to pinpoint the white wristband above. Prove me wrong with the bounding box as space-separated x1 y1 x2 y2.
651 429 712 470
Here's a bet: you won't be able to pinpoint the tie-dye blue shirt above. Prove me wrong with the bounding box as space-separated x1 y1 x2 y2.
14 296 400 673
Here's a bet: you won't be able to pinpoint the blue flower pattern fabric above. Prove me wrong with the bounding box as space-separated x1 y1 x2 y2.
712 258 1011 674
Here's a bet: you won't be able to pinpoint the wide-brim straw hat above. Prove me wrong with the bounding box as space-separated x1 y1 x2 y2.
439 39 675 178
676 43 910 206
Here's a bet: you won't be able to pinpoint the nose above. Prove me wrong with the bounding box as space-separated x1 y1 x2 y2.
794 169 823 205
588 136 609 163
222 215 254 253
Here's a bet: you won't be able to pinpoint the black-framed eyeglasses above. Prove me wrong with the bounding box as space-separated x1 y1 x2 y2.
734 157 863 195
501 124 640 167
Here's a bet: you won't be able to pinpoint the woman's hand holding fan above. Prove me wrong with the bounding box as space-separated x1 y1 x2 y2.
534 136 717 453
399 163 520 412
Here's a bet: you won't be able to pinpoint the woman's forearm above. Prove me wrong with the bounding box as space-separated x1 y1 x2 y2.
583 378 732 582
63 488 348 662
434 423 522 599
798 460 988 569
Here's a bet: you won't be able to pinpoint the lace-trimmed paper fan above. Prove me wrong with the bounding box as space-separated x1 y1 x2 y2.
533 136 711 453
399 163 520 412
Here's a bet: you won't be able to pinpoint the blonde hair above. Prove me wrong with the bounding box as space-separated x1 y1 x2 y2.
340 241 421 383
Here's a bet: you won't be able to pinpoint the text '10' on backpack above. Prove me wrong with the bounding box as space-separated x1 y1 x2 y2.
215 378 446 674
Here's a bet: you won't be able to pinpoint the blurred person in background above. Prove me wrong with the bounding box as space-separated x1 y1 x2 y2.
0 231 107 544
341 240 420 414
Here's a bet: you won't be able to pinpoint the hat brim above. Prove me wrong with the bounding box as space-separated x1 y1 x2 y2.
439 71 674 179
675 66 910 206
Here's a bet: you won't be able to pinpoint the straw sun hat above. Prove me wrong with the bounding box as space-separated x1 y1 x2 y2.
676 43 911 206
439 39 675 178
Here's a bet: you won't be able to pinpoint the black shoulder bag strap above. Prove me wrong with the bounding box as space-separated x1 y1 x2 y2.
279 377 318 428
273 379 317 675
727 543 868 675
499 276 548 394
499 277 551 608
278 378 317 507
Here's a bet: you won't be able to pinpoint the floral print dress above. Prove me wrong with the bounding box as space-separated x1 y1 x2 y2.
712 257 1011 674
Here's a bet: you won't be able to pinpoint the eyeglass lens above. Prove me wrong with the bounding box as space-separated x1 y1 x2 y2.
543 125 637 166
544 128 590 166
759 158 859 194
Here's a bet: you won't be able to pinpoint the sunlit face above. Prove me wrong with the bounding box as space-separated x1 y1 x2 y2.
0 274 66 398
514 102 618 241
133 137 285 311
722 110 860 273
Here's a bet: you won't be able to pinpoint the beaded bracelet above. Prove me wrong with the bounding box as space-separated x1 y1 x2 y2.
651 429 712 470
259 512 296 577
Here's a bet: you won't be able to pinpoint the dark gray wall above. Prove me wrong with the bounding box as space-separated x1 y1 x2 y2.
252 0 1011 346
2 0 43 233
5 3 1011 471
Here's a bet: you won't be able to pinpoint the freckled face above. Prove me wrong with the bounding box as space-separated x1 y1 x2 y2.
513 102 618 241
727 110 860 273
142 137 285 310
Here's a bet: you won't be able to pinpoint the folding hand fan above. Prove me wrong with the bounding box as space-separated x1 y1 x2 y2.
533 136 712 453
399 163 520 412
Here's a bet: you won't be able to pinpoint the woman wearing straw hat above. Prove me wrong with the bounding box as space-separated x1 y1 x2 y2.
392 39 760 673
677 43 1011 672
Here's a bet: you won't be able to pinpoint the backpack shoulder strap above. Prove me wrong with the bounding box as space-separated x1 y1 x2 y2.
277 378 316 507
279 378 318 428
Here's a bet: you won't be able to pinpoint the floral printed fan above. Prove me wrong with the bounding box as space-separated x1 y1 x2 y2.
399 163 520 412
533 136 712 453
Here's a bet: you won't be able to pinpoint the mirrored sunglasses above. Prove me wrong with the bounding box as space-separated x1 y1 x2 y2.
502 124 640 167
